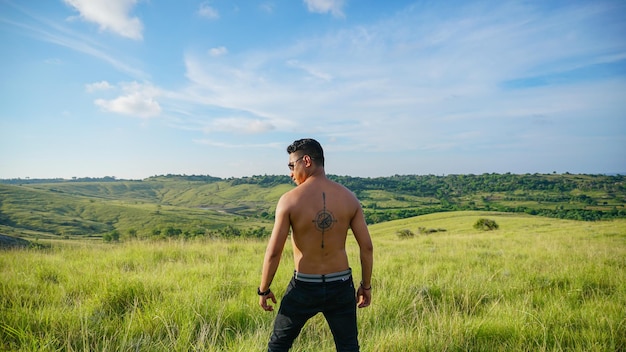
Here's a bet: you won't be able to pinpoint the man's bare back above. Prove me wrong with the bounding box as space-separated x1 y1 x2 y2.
282 175 360 275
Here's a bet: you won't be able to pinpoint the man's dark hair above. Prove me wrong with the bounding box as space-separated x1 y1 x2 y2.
287 138 325 167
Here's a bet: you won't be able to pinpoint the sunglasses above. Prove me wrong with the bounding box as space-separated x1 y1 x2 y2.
287 156 304 171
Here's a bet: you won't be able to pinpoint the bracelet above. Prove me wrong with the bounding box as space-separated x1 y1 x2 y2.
257 287 271 296
360 282 371 290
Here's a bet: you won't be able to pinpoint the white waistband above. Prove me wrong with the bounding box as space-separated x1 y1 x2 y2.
294 268 352 283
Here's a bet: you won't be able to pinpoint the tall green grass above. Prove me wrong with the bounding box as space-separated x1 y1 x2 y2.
1 212 625 351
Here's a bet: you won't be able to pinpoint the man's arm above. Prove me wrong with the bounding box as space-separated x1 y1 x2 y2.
351 205 373 308
259 196 291 311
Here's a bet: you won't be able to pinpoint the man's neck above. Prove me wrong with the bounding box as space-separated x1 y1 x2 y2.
310 166 326 178
302 166 326 184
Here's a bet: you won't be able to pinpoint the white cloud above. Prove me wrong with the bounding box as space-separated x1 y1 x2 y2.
193 139 282 149
95 94 161 118
260 2 275 14
44 58 62 65
286 59 333 81
303 0 345 18
6 2 147 78
94 82 162 118
209 46 228 57
85 81 113 92
210 117 275 134
198 3 219 20
63 0 143 40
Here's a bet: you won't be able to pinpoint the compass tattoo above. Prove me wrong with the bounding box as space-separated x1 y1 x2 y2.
313 192 337 248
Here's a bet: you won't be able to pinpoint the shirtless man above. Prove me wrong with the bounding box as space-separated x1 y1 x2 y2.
258 138 373 352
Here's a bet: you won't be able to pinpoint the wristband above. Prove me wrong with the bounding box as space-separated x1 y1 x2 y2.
360 282 371 290
258 287 271 296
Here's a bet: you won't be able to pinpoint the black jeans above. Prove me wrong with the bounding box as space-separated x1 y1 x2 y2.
267 275 359 351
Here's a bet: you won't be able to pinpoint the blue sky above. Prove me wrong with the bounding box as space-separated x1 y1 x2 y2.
1 0 625 179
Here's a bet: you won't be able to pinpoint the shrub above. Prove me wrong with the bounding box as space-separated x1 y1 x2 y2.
418 227 447 234
396 229 415 238
473 218 499 231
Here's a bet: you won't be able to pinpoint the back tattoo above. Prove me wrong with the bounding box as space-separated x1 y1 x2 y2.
313 192 337 248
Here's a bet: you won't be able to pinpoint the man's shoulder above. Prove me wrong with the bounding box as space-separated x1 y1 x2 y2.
330 179 352 191
279 184 308 204
279 187 298 202
329 180 358 198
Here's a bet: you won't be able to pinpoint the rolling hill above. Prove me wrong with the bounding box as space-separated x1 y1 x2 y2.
0 173 624 241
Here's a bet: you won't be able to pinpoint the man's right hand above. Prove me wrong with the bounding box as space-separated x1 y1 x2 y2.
259 291 277 311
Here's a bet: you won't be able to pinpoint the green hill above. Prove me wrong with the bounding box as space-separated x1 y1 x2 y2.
0 173 624 240
0 177 276 240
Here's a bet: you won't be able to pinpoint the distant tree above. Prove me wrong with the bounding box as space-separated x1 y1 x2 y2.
219 225 241 237
164 226 182 237
103 230 120 242
243 226 268 238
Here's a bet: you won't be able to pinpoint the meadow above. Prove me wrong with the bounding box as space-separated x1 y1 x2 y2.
1 211 625 351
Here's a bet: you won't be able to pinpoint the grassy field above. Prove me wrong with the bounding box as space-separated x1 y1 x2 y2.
1 211 625 351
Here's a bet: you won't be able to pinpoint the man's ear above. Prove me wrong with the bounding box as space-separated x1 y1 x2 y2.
303 155 312 166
